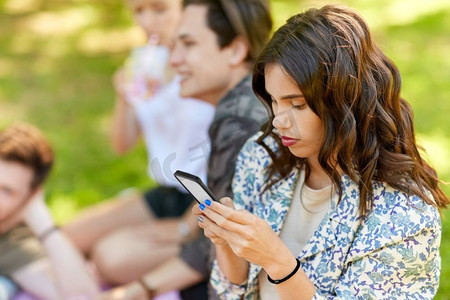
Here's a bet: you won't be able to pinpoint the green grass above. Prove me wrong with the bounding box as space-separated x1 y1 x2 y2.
1 0 449 297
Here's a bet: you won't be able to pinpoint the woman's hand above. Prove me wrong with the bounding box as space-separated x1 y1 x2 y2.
192 198 232 247
193 197 289 270
112 63 162 105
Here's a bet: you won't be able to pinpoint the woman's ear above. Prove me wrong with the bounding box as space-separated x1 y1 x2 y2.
228 36 250 66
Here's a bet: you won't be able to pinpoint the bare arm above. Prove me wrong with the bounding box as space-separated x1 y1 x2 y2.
215 243 249 284
196 199 316 300
141 256 204 295
99 257 204 300
12 258 65 300
20 190 99 299
110 68 141 154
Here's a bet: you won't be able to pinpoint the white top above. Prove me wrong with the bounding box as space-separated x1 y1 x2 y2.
134 76 215 189
258 170 333 299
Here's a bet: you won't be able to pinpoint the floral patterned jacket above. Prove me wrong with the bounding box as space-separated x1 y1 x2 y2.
210 133 441 299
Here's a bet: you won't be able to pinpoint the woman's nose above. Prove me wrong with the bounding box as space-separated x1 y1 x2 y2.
272 108 293 130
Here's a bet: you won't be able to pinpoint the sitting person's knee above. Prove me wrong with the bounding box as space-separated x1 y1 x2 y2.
90 234 135 285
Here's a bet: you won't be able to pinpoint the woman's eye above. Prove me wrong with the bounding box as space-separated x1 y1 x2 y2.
292 104 306 110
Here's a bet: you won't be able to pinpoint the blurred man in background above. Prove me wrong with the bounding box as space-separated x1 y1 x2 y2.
0 123 99 300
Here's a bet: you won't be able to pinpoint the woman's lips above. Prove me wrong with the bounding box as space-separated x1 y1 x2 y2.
281 136 299 147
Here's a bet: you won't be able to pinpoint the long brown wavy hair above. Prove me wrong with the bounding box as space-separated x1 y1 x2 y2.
252 5 449 216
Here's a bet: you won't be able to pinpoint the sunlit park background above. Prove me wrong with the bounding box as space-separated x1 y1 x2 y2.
0 0 449 296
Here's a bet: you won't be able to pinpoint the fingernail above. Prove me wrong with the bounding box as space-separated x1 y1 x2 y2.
205 199 212 206
197 216 204 223
199 203 205 211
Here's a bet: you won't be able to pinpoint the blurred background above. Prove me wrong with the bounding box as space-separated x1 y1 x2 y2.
0 0 449 297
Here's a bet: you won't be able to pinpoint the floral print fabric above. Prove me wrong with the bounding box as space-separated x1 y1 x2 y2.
210 133 441 300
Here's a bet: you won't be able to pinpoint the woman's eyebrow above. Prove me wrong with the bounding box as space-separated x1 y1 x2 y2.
270 94 305 101
280 94 304 100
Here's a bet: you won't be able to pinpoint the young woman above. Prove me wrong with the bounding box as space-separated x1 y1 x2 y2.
194 5 448 299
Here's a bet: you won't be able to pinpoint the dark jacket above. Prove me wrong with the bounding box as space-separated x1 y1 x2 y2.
179 74 268 299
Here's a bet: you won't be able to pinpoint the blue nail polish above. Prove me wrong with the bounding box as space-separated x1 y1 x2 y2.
199 203 205 211
205 199 212 206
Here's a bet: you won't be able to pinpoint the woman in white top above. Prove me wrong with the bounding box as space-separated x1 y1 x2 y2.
194 5 448 299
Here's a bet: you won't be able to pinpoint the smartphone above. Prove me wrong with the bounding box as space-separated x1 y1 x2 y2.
174 170 218 203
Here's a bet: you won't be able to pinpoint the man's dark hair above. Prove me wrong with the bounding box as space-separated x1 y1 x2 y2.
0 123 54 189
183 0 272 62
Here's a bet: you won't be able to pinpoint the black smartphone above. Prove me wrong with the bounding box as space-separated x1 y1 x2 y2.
174 170 219 204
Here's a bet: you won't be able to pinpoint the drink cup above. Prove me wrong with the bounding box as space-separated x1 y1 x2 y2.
123 38 170 106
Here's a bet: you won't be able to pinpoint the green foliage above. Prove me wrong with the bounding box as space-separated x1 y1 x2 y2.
0 0 449 297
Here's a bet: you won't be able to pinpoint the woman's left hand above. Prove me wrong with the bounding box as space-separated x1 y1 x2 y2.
193 198 288 269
